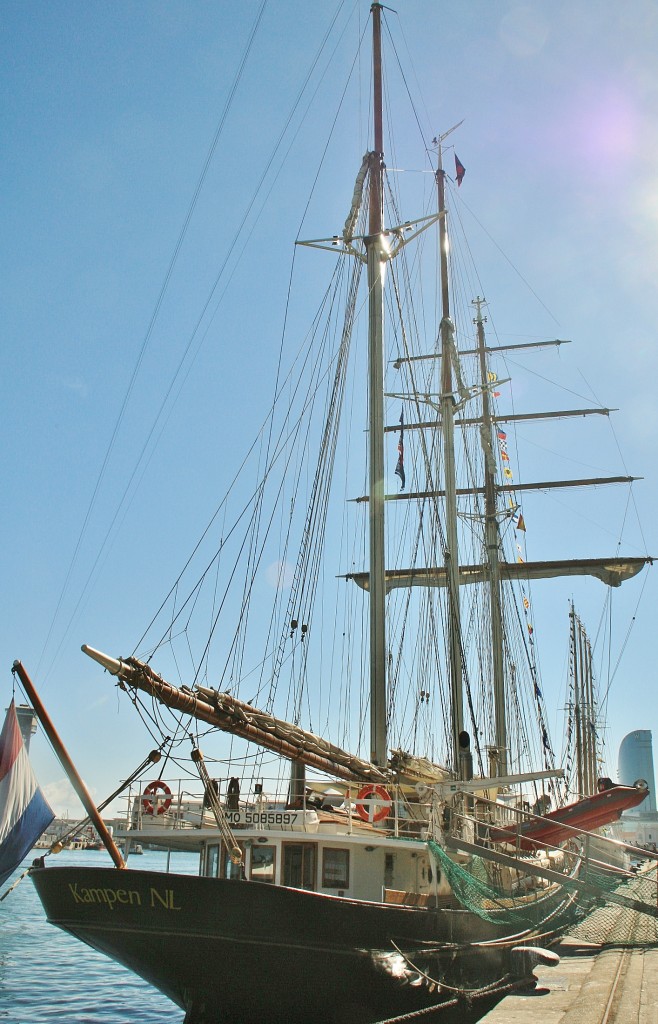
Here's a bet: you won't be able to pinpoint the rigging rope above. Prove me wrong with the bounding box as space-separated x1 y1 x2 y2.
191 746 242 867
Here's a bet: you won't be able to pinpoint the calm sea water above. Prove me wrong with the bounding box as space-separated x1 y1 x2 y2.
0 849 194 1023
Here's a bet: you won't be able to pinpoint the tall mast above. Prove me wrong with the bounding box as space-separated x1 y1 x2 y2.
298 4 443 765
367 2 387 767
571 604 585 796
436 132 464 769
473 297 508 776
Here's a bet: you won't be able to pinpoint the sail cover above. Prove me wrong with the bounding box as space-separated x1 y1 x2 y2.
0 701 54 886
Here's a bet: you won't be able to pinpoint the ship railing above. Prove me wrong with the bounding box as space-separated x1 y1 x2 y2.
117 775 435 839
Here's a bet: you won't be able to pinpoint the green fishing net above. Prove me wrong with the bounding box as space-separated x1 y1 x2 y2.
427 839 658 945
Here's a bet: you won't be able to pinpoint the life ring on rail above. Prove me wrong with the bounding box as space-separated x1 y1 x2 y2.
142 780 172 816
356 784 392 823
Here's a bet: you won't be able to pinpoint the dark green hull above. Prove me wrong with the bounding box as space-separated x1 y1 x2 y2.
31 864 531 1024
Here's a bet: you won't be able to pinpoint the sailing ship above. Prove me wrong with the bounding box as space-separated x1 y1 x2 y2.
26 6 652 1024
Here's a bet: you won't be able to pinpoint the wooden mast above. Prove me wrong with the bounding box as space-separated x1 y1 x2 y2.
367 2 387 768
11 660 125 870
435 128 464 770
473 296 508 776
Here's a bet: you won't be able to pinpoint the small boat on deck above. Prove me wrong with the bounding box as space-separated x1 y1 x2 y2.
488 779 649 852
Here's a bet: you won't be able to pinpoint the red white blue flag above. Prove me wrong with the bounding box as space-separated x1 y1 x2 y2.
0 701 54 886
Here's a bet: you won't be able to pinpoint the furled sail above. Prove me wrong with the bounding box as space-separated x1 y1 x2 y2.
82 646 389 784
345 556 652 593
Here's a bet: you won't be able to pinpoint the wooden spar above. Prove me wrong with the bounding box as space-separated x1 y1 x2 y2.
384 408 614 433
392 338 572 365
345 555 652 592
81 645 388 784
11 660 125 870
355 475 642 501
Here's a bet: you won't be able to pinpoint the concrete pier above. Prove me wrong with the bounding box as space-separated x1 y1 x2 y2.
480 939 658 1023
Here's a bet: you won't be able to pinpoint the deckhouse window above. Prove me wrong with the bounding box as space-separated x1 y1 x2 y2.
205 844 220 877
322 848 349 889
282 843 316 890
220 841 246 880
250 845 275 883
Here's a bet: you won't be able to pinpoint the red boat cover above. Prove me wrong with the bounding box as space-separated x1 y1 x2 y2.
487 783 648 852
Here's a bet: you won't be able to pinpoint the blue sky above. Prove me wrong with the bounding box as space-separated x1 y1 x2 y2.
3 1 658 817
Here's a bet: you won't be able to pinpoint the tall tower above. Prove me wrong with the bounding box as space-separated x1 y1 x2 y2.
618 730 657 814
9 703 38 754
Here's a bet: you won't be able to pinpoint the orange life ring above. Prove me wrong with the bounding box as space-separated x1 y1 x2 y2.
356 784 392 823
142 780 172 816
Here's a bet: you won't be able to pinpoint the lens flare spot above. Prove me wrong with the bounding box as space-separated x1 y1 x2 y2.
265 560 295 591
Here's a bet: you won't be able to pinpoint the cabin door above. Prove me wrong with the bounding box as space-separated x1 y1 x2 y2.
282 843 317 890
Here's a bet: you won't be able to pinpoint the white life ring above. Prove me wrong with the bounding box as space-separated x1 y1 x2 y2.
142 780 172 816
356 784 392 823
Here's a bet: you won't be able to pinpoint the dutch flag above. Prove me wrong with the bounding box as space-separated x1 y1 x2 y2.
0 701 54 887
